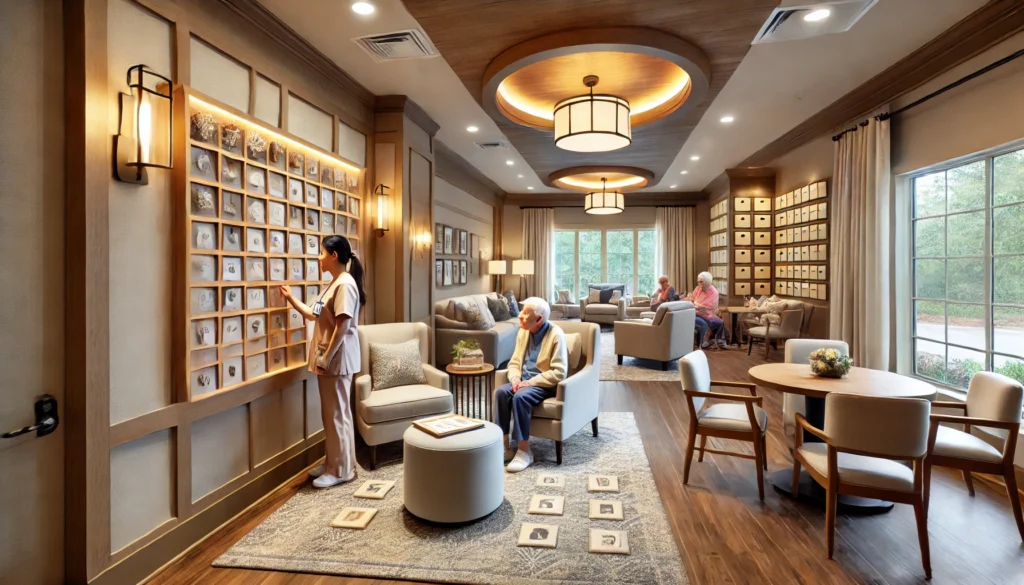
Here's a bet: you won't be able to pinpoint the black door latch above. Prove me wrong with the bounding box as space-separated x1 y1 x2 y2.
2 395 59 439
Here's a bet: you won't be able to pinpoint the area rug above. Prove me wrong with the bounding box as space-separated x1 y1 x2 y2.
598 330 681 382
214 412 687 585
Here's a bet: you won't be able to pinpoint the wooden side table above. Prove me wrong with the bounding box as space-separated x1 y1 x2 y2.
720 306 764 346
444 363 495 421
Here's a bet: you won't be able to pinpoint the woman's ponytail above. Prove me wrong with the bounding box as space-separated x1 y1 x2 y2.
348 255 367 306
322 234 367 305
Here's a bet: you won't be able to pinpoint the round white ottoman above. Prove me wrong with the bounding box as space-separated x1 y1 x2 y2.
403 421 504 523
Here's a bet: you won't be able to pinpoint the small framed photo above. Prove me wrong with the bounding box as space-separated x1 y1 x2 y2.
535 474 565 488
412 414 484 438
305 234 319 256
353 480 395 500
528 495 565 516
588 475 619 493
517 523 558 549
330 507 377 530
443 260 453 286
589 500 624 520
443 225 454 255
223 256 242 282
589 529 629 555
459 260 467 284
435 223 444 255
470 233 478 259
458 229 468 255
435 260 443 287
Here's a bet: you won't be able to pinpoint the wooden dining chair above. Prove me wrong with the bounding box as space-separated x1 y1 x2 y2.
792 393 933 579
923 371 1024 542
746 308 803 359
679 350 769 500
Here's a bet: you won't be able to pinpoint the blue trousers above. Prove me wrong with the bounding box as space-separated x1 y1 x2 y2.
695 316 725 344
494 382 555 443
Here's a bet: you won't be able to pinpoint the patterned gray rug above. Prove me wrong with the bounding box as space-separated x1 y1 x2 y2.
214 412 687 584
599 330 681 382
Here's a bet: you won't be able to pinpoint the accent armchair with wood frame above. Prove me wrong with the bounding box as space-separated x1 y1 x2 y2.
679 350 769 500
747 308 804 359
792 394 932 579
923 371 1024 542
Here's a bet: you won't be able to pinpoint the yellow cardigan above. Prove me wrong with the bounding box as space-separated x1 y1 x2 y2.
507 323 568 388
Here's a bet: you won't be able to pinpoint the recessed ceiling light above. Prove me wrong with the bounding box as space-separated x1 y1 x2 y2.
466 125 479 133
680 170 689 175
670 185 677 189
517 174 523 178
804 8 830 22
720 115 735 124
351 2 375 15
690 155 700 161
506 160 514 166
527 186 534 190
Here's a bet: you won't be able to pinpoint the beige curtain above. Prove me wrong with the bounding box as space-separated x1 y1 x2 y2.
655 207 696 295
521 208 553 301
830 117 891 370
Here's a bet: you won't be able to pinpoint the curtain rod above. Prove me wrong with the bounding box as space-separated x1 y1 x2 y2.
832 47 1024 142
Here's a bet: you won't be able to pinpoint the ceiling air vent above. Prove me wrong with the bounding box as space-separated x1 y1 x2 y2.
474 140 511 151
353 29 439 62
752 0 878 44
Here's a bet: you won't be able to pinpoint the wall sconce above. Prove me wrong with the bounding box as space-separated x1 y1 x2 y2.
414 229 432 258
374 183 391 236
114 64 173 184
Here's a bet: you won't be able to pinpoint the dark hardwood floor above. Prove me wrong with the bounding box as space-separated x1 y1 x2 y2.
145 349 1024 585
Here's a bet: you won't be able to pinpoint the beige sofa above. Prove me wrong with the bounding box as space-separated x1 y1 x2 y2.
434 293 520 367
355 322 453 469
495 321 601 464
613 301 697 370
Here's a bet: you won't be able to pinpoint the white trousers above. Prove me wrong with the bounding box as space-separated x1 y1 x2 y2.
317 374 356 479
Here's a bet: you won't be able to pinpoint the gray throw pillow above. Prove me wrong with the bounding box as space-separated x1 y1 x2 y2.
487 294 511 321
369 339 427 391
503 290 520 315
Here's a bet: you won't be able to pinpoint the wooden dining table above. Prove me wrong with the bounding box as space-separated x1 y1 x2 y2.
720 306 764 346
748 363 937 514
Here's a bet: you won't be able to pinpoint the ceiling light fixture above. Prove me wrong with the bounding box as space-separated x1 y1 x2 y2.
804 8 830 22
670 185 677 189
690 155 700 161
466 125 479 133
680 170 689 175
554 75 631 153
517 174 524 178
351 2 375 15
527 186 534 190
585 178 624 215
720 115 735 123
506 160 514 166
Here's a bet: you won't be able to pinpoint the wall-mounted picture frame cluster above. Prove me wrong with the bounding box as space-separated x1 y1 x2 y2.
435 259 468 287
434 222 476 287
179 87 364 401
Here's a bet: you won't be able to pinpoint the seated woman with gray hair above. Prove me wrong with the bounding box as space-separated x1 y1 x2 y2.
650 275 678 312
683 271 728 350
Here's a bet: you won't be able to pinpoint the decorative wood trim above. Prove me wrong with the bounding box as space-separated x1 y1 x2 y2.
726 167 777 179
734 0 1024 170
64 0 112 581
110 518 179 564
506 192 704 207
435 140 505 208
375 95 441 137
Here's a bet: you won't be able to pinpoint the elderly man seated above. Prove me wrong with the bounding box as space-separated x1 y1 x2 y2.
494 297 568 472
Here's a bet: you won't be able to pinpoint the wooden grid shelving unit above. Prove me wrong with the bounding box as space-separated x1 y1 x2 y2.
730 194 774 299
709 197 729 296
772 180 830 301
175 86 364 401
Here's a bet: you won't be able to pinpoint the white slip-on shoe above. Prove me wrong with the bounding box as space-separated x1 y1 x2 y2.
506 449 535 473
716 339 730 350
312 472 356 489
308 464 325 478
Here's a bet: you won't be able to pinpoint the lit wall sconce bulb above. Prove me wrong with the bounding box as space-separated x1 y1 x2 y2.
374 184 391 236
115 64 173 184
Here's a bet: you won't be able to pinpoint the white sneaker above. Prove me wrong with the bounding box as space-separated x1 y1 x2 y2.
308 464 325 478
312 472 355 489
506 450 534 473
716 339 730 350
504 446 517 463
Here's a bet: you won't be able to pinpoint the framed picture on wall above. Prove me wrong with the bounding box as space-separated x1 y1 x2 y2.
435 223 444 255
443 226 454 255
470 234 478 259
435 260 443 287
459 230 468 255
443 260 453 286
460 260 467 284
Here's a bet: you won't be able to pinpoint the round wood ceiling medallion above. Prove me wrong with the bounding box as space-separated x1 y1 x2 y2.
482 28 711 131
547 166 655 192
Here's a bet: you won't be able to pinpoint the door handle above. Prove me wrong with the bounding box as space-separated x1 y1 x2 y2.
2 395 59 438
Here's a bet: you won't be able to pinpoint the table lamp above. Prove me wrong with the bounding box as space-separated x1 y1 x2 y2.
487 260 507 292
512 259 534 300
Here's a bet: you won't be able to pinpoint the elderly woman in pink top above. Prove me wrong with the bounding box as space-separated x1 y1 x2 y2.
684 271 728 350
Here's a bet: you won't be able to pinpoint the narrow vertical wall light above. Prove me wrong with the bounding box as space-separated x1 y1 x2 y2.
374 183 391 236
115 64 173 184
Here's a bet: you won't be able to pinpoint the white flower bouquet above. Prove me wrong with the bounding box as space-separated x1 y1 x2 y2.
808 348 853 378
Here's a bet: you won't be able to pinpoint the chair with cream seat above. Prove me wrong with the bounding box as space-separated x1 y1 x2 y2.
792 393 932 579
782 339 850 451
679 350 769 500
747 307 804 359
924 371 1024 542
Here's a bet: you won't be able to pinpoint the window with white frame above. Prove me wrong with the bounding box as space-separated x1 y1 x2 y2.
910 145 1024 389
553 228 656 302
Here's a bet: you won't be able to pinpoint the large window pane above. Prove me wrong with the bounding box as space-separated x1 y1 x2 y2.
947 303 985 350
993 306 1024 358
914 259 945 299
946 258 983 302
914 300 945 342
946 346 986 390
553 231 576 301
606 230 634 291
995 354 1024 385
914 171 946 217
915 338 946 383
914 217 945 257
946 211 984 256
578 230 602 291
637 229 656 296
946 161 986 212
994 255 1024 305
993 203 1024 255
994 148 1024 206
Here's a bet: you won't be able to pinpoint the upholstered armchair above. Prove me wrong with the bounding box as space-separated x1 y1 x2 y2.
580 284 630 324
613 301 696 370
782 339 849 450
494 321 600 464
747 308 804 359
355 322 453 469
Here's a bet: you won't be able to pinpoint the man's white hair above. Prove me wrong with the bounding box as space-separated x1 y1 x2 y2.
521 297 551 321
697 271 713 286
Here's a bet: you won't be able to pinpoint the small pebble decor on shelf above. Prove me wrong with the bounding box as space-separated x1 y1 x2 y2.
808 347 853 378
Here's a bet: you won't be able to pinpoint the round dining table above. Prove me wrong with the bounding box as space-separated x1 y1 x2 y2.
748 363 936 515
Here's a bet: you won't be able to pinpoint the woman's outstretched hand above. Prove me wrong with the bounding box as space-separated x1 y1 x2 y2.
278 285 293 300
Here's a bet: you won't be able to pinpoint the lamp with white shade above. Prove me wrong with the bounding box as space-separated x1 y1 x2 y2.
513 259 534 300
487 260 507 292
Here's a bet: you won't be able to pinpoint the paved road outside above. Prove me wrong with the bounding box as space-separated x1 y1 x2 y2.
916 323 1024 361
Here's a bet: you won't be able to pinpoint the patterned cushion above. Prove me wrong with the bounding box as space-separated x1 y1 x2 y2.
587 288 602 303
448 298 493 330
369 339 427 391
503 290 520 315
486 294 511 321
610 290 622 303
556 289 573 304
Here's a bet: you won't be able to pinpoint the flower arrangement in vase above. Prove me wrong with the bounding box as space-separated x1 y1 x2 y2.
808 348 853 378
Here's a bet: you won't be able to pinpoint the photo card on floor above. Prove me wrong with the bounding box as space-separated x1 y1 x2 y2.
588 475 620 493
528 494 565 516
589 529 630 555
535 474 565 488
517 523 558 548
353 480 395 500
589 500 624 520
330 507 377 530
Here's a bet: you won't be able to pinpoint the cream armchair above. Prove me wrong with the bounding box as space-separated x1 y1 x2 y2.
355 322 453 469
580 286 631 324
494 321 600 464
613 301 696 370
782 339 849 451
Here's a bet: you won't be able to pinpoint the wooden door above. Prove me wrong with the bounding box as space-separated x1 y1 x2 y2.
0 0 66 583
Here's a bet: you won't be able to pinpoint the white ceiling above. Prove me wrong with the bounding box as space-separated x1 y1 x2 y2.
262 0 987 195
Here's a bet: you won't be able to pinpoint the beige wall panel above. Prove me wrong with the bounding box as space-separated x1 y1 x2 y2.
338 120 366 167
306 378 324 436
253 74 281 127
373 142 398 322
190 37 250 113
0 0 65 581
288 93 333 151
771 135 833 193
191 405 249 501
501 204 524 294
107 0 175 423
109 429 174 552
409 150 433 323
251 380 305 465
434 178 493 299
